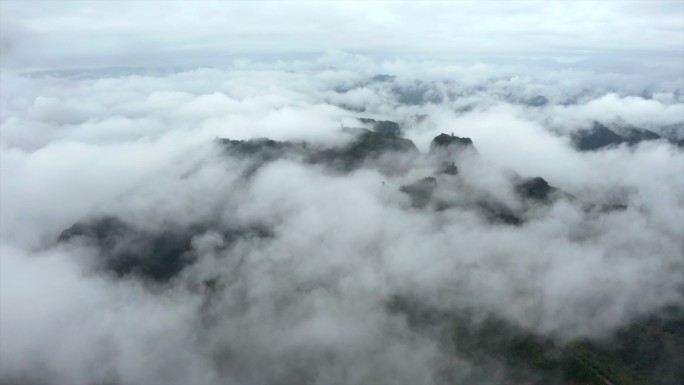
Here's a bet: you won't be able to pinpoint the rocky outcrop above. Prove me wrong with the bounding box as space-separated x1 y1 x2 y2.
438 161 459 175
572 122 626 151
58 216 271 282
572 122 664 151
399 177 438 208
58 216 197 282
311 128 419 171
358 118 402 136
621 126 661 145
515 177 557 202
218 125 419 173
430 133 474 151
429 133 477 161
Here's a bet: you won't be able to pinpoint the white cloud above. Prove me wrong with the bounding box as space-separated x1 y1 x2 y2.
0 52 683 384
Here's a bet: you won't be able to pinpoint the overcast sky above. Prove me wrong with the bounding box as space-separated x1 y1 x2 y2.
1 0 683 70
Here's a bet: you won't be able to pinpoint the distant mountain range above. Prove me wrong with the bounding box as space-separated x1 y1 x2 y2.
572 121 684 151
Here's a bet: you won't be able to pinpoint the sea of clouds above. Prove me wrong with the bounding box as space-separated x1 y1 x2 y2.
1 52 683 384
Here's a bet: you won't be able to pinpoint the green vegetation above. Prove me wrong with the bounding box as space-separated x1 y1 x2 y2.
389 295 683 384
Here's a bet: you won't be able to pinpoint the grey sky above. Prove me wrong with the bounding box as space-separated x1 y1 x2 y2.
1 0 683 70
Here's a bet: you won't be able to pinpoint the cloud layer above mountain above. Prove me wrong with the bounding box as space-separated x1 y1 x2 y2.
1 49 683 385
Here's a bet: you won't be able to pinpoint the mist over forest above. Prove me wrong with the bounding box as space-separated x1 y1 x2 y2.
1 2 683 385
